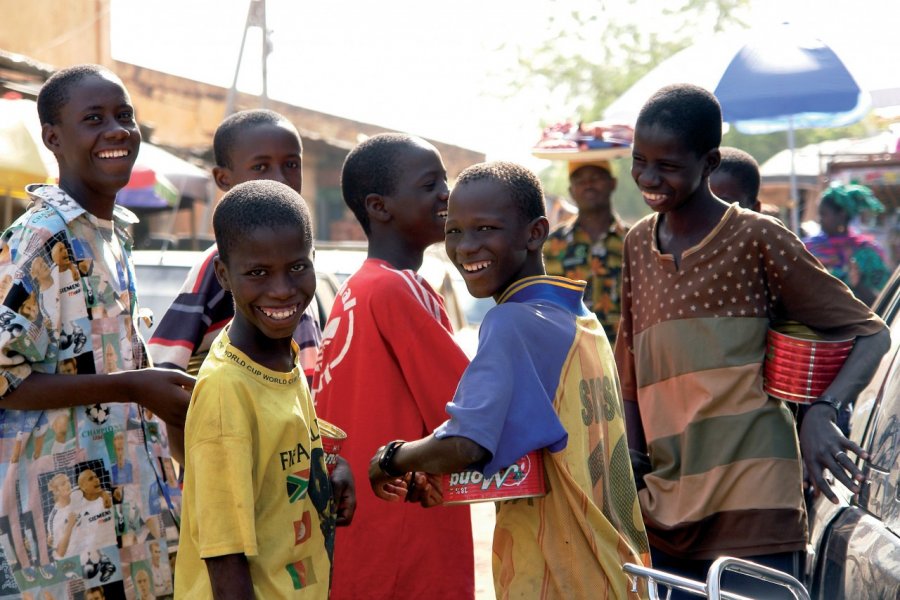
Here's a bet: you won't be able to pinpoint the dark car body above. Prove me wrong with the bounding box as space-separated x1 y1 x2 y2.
804 267 900 599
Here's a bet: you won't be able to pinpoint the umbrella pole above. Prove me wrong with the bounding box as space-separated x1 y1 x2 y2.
788 117 800 234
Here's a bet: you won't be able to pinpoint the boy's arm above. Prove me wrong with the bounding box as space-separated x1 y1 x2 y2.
205 554 253 600
1 369 194 430
799 326 890 503
368 434 488 502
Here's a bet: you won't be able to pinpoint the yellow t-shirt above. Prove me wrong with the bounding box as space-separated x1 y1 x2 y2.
175 330 335 598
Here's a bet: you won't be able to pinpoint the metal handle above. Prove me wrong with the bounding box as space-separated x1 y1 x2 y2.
707 557 811 600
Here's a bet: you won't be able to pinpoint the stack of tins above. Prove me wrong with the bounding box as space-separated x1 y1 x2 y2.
763 324 854 403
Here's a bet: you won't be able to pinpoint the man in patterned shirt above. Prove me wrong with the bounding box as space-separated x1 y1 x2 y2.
543 159 627 344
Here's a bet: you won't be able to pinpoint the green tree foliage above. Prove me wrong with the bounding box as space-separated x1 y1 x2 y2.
515 0 877 224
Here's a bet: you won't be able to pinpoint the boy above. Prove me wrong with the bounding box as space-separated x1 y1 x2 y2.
708 146 761 212
175 180 351 598
618 83 889 597
0 64 193 598
312 133 474 600
148 109 322 382
368 161 650 600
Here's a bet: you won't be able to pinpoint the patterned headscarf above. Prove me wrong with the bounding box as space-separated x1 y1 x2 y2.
821 182 884 218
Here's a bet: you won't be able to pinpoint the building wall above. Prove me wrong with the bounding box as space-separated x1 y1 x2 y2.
0 2 484 242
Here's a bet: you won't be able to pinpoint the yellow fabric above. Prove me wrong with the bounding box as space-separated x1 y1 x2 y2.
175 330 334 599
492 315 649 600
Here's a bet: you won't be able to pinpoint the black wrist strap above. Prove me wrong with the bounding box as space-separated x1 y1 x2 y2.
379 440 406 477
810 395 841 413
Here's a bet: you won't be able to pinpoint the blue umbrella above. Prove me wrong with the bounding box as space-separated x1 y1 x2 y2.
604 22 870 230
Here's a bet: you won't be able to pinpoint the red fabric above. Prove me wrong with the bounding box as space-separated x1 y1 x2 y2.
313 259 474 600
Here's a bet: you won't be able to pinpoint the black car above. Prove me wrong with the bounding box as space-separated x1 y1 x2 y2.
804 267 900 599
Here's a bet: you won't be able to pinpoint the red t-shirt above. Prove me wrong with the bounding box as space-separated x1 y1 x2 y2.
313 259 474 600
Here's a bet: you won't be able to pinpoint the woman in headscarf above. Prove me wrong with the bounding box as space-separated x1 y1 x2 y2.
804 182 891 305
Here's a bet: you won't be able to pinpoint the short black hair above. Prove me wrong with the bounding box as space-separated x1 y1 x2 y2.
213 109 301 169
341 133 428 234
716 146 761 205
454 161 545 222
37 64 119 125
636 83 722 156
213 180 312 264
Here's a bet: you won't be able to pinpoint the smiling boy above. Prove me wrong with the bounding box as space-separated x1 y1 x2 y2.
617 84 888 597
175 180 349 599
0 64 193 598
369 161 649 600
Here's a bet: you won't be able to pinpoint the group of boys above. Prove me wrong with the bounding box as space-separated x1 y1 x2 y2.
0 63 886 600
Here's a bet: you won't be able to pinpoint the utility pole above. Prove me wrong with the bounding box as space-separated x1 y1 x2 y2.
225 0 271 117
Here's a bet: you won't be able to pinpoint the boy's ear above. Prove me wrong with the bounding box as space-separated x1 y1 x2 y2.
702 148 722 178
212 256 231 292
42 123 61 156
212 166 233 192
364 193 390 225
525 216 550 251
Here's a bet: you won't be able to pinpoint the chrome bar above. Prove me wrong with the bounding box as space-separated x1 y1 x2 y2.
623 563 754 600
707 557 811 600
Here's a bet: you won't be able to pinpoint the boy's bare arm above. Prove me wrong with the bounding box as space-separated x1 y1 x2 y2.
368 434 487 502
799 326 890 503
206 554 253 600
1 369 194 429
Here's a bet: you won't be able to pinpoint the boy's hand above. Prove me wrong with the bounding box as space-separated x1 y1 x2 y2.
329 457 356 526
798 403 868 504
368 449 408 502
116 368 195 429
407 472 444 508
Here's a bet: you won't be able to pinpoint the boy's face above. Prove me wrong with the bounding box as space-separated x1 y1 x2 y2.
631 122 718 214
215 225 315 341
710 170 757 211
42 73 140 200
214 122 303 193
445 180 542 300
381 142 449 246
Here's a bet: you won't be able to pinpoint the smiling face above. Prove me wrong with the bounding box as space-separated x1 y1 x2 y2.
214 122 303 193
42 73 140 214
631 122 718 214
382 141 449 248
215 224 316 343
445 179 543 301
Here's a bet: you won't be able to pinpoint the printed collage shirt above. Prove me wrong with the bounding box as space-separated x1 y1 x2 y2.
0 185 180 600
543 218 628 344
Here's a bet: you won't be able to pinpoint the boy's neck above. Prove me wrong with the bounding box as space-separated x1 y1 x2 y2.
58 177 117 220
367 236 427 272
576 208 614 239
227 318 295 372
661 186 728 239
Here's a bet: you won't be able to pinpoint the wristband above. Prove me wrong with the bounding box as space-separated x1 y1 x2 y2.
810 394 842 413
378 440 406 477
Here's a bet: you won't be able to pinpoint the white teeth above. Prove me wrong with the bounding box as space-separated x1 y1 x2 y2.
643 193 667 202
258 306 298 320
463 260 491 272
97 149 129 159
436 210 448 218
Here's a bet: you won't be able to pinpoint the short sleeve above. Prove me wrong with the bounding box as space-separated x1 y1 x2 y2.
370 273 469 431
435 306 567 476
186 380 258 558
293 303 322 377
0 223 63 395
760 220 884 339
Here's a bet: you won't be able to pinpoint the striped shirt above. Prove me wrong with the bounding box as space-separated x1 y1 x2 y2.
615 205 884 559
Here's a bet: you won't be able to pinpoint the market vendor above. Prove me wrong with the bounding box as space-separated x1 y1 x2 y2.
543 159 627 344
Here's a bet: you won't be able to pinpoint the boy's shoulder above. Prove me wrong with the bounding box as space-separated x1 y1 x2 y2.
346 259 435 300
